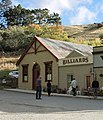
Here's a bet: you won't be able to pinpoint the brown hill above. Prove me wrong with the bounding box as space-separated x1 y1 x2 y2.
0 57 19 70
63 23 103 41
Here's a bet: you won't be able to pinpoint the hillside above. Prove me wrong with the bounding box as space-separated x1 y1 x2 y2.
0 57 19 70
0 52 20 71
63 23 103 40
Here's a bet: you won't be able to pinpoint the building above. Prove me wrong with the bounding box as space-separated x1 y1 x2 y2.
16 36 93 92
93 46 103 88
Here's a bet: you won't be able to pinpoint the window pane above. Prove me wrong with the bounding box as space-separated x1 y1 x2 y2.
45 62 52 81
22 64 28 82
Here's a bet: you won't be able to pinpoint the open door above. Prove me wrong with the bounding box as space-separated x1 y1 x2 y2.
86 76 91 89
67 74 73 90
32 63 40 90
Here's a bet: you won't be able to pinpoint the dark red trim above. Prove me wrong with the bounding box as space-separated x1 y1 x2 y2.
16 36 58 66
35 37 58 61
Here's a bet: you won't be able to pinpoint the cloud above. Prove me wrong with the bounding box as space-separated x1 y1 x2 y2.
12 0 97 25
70 6 96 25
39 0 71 14
12 0 93 14
22 0 72 14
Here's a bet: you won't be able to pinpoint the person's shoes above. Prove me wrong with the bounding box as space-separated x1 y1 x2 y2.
36 97 42 100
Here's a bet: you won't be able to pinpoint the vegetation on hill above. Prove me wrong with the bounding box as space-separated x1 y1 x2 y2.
0 0 103 73
64 23 103 46
0 0 103 57
0 24 69 55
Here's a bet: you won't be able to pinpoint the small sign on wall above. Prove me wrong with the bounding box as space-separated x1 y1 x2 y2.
47 74 51 81
24 76 28 81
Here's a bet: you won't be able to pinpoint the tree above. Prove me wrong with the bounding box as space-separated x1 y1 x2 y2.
32 9 61 25
31 8 50 24
0 0 12 29
4 6 61 27
4 4 34 26
0 30 3 51
47 13 61 25
28 24 68 40
1 25 35 52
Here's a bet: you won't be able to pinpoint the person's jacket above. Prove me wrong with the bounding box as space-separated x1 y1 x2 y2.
92 80 99 88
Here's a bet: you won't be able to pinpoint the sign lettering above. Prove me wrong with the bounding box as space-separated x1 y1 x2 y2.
63 57 88 65
58 56 93 66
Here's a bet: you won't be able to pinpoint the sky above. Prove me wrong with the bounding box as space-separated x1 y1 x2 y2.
11 0 103 26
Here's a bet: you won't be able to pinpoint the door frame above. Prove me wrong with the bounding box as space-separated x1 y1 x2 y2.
32 63 40 90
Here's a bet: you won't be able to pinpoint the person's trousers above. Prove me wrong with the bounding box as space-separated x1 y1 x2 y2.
72 87 76 96
36 87 41 99
47 88 51 96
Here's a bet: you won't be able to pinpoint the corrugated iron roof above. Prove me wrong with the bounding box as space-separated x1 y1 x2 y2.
36 36 93 59
16 36 93 65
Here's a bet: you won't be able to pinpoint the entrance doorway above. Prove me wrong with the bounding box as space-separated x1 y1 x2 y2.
86 76 91 89
67 74 73 90
32 63 40 90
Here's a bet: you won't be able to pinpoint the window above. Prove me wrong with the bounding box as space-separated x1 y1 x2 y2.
22 64 28 82
44 61 52 82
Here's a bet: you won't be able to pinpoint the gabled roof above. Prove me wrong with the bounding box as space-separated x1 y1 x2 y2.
16 36 93 65
65 49 85 58
36 36 93 58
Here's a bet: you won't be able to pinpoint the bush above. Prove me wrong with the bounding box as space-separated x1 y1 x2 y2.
43 87 47 92
57 88 67 94
51 85 58 93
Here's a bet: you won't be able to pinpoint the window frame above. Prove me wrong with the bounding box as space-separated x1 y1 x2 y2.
22 64 29 82
44 61 52 82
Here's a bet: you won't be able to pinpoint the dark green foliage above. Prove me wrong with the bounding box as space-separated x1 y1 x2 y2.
3 5 61 27
0 2 63 54
31 8 50 24
0 26 34 52
4 4 34 26
47 13 61 25
0 0 12 29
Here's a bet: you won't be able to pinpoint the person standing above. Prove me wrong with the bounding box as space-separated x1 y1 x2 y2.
47 80 51 96
36 76 42 99
71 78 77 96
92 79 99 98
